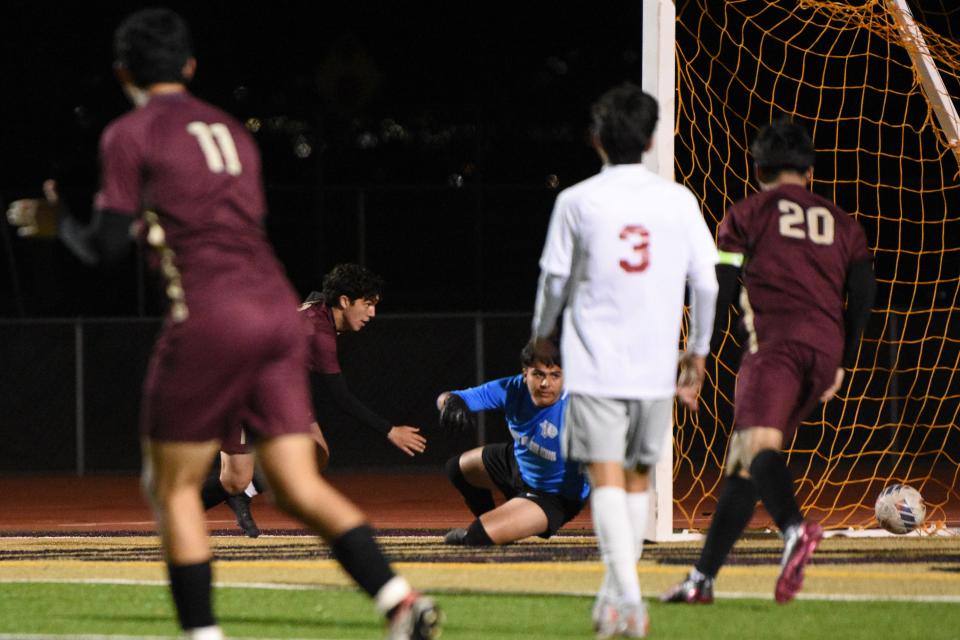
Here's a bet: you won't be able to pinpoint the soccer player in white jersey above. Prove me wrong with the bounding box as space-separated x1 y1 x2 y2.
531 82 719 638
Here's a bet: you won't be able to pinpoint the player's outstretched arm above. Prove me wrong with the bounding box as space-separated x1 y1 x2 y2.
313 372 427 456
7 180 134 267
6 182 60 238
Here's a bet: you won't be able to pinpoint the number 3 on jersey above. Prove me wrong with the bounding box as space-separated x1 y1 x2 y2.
619 224 650 273
187 122 242 175
778 199 834 245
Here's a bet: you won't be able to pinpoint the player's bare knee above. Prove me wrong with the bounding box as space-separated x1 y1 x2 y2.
725 427 783 478
746 426 783 452
219 475 249 495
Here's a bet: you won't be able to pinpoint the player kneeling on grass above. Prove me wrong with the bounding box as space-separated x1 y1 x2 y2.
437 342 589 546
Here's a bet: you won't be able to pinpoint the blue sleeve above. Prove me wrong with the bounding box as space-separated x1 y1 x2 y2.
452 376 514 412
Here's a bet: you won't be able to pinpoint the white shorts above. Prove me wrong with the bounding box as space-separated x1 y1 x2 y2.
562 393 673 468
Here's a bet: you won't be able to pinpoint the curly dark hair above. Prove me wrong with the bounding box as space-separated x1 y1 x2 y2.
320 263 384 308
750 119 816 179
114 8 193 87
590 82 659 164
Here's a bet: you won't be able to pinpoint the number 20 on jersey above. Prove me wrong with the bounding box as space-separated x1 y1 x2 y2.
778 199 834 245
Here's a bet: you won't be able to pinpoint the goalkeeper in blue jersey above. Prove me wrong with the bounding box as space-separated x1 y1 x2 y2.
437 343 589 545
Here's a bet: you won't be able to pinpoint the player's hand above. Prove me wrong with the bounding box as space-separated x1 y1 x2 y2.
438 393 475 434
6 179 62 239
387 425 426 456
676 353 706 412
819 367 845 402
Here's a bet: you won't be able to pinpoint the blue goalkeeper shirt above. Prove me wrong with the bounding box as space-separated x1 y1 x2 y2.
453 375 589 501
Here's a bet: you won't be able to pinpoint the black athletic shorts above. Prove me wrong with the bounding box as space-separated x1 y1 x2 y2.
481 442 586 538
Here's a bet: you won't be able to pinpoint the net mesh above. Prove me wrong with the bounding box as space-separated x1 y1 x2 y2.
673 0 960 532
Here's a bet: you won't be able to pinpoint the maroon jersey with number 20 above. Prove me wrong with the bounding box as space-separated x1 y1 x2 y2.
718 183 871 434
95 92 312 444
717 183 870 361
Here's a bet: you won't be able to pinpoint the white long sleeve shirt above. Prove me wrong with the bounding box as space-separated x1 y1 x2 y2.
533 163 719 399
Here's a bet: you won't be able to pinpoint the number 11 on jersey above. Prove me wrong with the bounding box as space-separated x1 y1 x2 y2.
187 121 242 176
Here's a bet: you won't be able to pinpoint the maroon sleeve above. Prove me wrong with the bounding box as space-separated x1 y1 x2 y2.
844 213 872 265
302 304 341 374
716 202 749 254
93 121 143 216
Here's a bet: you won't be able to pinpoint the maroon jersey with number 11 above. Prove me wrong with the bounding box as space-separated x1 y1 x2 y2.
94 91 312 443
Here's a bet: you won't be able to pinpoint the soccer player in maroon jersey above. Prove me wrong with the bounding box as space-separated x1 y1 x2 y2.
7 10 440 640
200 263 428 536
300 264 427 457
662 120 876 605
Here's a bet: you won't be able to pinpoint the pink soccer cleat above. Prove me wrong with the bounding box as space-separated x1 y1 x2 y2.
775 520 823 604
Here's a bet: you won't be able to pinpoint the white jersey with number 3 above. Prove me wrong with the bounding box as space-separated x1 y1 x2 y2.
538 164 718 399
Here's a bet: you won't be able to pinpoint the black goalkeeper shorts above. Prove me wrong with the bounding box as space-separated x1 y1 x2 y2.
480 442 585 538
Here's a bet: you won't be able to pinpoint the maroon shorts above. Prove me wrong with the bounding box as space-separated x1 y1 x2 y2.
141 294 313 446
221 423 253 455
733 341 840 439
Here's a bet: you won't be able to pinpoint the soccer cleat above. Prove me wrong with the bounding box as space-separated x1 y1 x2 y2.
775 520 823 604
387 593 443 640
660 571 714 604
618 601 650 638
591 598 619 639
443 528 467 545
225 493 261 538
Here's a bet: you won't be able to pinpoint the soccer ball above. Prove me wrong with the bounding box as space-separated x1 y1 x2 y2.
874 484 926 534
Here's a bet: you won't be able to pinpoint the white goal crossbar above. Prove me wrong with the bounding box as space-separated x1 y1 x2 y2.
887 0 960 167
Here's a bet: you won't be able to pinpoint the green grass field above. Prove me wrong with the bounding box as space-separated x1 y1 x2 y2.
1 582 958 640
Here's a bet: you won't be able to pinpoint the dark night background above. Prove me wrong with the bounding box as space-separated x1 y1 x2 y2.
1 1 648 318
0 1 650 472
1 2 957 483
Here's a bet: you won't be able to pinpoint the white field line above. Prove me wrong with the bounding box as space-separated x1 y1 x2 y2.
0 577 958 603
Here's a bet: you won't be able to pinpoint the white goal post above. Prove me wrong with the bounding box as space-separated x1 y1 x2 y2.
641 0 686 542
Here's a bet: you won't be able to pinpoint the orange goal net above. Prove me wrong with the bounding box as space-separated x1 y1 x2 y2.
672 0 960 532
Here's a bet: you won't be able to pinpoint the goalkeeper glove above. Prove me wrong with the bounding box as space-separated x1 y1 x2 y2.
439 394 475 434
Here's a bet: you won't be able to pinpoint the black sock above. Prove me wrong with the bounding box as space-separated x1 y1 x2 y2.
168 561 215 630
445 455 495 517
200 476 230 510
750 449 803 532
463 518 494 546
329 525 396 598
695 475 758 578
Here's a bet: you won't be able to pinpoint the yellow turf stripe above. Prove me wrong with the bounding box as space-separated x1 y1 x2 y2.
4 559 959 585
